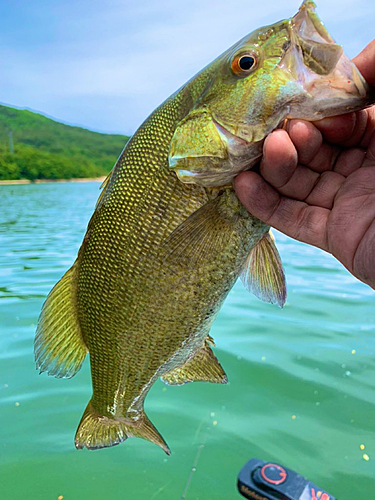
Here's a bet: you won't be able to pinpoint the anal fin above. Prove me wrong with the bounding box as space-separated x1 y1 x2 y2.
161 342 227 386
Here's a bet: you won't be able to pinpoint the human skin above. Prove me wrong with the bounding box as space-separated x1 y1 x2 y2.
234 40 375 290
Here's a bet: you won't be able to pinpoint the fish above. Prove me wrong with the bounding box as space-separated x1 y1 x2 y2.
34 0 374 455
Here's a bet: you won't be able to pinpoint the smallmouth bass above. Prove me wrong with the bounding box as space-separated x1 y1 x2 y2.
35 1 374 454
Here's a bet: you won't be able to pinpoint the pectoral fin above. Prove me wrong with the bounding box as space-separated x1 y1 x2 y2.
161 195 235 268
161 342 227 386
241 231 286 307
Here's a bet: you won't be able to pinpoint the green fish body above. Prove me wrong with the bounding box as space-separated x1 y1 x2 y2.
35 1 374 454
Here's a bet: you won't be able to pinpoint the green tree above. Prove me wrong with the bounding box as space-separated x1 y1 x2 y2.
0 105 130 181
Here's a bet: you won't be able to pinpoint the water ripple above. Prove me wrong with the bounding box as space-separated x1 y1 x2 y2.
0 182 374 500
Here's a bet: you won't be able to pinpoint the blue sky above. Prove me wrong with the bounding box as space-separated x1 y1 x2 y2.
0 0 374 135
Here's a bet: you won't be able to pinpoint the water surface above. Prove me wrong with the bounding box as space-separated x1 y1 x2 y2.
1 182 374 499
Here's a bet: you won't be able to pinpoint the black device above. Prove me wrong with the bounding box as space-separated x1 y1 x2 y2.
237 458 336 500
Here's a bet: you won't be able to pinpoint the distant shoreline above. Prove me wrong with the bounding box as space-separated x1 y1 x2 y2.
0 176 107 186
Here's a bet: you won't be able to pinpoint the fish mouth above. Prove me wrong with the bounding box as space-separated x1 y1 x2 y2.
282 0 373 119
171 1 375 189
212 1 373 150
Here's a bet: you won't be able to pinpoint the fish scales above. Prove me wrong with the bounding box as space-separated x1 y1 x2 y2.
79 91 266 414
75 68 268 449
35 0 375 454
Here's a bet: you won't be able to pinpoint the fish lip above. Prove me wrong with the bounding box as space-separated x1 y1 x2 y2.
285 0 342 77
290 0 334 44
278 0 372 118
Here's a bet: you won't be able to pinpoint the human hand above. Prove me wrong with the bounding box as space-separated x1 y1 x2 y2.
234 40 375 289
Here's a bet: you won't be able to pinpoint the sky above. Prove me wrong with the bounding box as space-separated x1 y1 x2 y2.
0 0 374 135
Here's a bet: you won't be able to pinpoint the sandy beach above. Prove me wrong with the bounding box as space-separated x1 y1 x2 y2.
0 176 107 185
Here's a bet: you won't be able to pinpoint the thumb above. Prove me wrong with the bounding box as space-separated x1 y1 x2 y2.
353 39 375 87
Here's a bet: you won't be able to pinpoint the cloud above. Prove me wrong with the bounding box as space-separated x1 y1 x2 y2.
0 0 374 133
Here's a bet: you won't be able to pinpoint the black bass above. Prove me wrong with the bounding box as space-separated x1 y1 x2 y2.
35 1 374 454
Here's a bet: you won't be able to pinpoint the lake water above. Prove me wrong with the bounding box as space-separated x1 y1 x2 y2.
1 182 374 500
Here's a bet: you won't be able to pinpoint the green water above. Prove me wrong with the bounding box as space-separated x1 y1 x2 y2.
1 182 374 500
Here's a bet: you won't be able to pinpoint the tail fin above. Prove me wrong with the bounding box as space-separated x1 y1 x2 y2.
75 400 170 455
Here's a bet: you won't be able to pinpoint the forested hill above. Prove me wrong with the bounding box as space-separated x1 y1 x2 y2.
0 104 130 180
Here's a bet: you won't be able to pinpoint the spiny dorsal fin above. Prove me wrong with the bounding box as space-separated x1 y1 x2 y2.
34 265 88 378
241 231 286 308
161 196 235 268
161 341 227 386
95 169 113 208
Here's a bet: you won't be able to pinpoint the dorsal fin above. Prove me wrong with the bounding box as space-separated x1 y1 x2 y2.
95 169 113 208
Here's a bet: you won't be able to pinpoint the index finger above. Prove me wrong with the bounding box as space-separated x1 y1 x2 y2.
314 111 368 146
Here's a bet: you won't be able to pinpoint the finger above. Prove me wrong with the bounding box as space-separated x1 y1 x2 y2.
260 129 297 188
353 39 375 87
327 167 375 278
363 127 375 167
333 148 366 176
234 171 329 251
313 112 356 144
361 106 375 148
307 142 342 172
304 171 345 209
277 164 319 200
352 218 375 289
287 120 323 165
235 171 280 218
278 167 349 209
314 110 368 146
286 120 343 173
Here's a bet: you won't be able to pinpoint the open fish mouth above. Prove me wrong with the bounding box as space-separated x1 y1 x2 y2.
283 0 371 119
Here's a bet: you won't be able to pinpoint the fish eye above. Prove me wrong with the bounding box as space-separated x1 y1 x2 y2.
238 56 255 70
231 53 258 76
